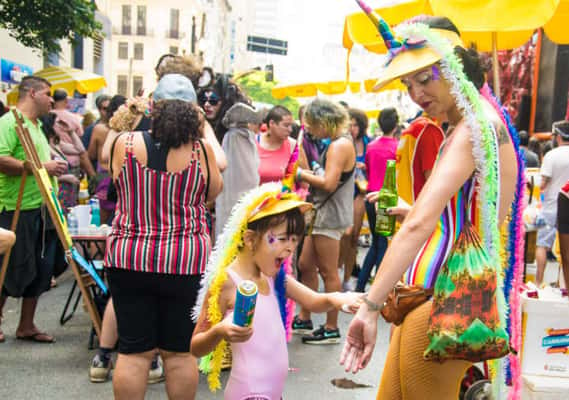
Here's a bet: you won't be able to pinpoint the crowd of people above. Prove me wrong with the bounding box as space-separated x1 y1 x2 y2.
0 5 569 400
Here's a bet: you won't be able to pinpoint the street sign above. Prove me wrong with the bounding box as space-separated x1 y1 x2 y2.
247 35 288 55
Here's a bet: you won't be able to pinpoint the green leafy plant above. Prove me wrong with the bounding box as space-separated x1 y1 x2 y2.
0 0 102 55
236 71 300 118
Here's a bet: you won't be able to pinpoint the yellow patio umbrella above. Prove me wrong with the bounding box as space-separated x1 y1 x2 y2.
7 66 107 105
271 81 361 99
544 0 569 44
271 79 405 100
343 0 561 95
429 0 561 95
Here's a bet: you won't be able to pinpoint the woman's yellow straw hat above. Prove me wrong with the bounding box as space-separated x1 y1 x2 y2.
353 0 463 90
247 194 312 223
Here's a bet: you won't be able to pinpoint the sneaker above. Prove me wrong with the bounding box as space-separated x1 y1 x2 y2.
292 315 314 335
89 354 112 383
342 279 356 292
148 355 165 384
302 325 341 345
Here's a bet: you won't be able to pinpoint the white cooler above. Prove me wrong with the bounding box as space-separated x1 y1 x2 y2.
521 293 569 377
522 375 569 400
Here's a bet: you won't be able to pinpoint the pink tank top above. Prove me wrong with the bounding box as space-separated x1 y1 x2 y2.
225 269 288 400
257 136 292 185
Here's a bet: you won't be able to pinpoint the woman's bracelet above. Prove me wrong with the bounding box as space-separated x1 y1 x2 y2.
296 167 303 182
362 295 386 312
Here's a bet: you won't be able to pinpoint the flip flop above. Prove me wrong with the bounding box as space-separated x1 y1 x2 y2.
0 330 4 343
16 332 56 343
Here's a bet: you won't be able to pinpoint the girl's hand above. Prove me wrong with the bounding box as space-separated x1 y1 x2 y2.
339 306 380 373
330 292 364 314
218 312 253 343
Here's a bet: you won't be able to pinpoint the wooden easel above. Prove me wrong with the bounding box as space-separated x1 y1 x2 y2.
0 110 102 336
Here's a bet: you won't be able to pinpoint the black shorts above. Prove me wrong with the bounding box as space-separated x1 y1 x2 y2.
0 208 56 298
107 268 202 354
558 193 569 234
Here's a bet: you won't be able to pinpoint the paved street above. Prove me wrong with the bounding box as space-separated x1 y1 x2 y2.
0 259 389 400
0 253 560 399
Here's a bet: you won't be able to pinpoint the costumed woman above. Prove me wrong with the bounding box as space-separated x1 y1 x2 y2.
340 2 525 399
191 182 362 399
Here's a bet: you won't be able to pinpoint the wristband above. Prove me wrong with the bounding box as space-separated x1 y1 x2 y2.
296 167 303 182
362 295 386 312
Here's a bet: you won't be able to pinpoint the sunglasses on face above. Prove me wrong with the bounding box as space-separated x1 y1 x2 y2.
199 92 220 106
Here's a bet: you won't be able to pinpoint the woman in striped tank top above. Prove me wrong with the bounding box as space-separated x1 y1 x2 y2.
105 74 222 400
340 11 522 400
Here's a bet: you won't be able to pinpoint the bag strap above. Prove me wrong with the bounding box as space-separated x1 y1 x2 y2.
316 177 348 211
197 139 210 200
108 132 126 177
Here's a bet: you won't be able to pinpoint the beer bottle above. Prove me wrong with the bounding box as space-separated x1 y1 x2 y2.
375 159 397 236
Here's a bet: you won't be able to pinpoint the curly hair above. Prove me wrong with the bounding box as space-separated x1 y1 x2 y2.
348 108 369 139
156 55 202 88
151 100 203 150
304 98 349 137
109 97 149 132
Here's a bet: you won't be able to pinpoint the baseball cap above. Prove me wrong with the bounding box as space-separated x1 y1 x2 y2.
553 120 569 140
153 73 196 103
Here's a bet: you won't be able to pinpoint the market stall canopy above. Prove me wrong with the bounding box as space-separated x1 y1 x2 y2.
430 0 560 51
543 0 569 44
343 0 560 52
7 66 107 105
272 79 404 99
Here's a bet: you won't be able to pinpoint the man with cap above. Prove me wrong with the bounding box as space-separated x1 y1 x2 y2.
536 121 569 285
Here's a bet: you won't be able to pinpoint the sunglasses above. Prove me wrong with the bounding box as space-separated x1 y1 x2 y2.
199 92 220 106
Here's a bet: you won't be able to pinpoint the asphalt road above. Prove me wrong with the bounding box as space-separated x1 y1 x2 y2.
0 266 389 400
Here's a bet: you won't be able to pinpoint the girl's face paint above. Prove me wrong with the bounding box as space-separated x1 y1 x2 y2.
266 232 277 246
253 224 299 277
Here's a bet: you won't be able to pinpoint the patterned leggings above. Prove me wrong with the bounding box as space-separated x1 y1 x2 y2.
377 301 472 400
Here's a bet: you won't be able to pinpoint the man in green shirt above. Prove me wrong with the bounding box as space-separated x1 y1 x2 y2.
0 76 67 344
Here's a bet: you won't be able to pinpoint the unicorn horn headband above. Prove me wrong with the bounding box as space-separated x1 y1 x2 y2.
355 0 403 51
354 0 463 90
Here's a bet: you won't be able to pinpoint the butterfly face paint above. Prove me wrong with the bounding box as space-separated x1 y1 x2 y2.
266 232 277 246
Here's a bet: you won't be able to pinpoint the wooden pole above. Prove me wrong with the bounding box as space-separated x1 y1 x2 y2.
492 32 501 100
0 173 27 291
529 29 543 135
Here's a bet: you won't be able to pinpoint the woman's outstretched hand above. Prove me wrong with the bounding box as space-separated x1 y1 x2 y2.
339 306 379 373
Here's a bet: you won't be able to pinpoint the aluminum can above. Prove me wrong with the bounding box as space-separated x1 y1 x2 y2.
233 280 258 327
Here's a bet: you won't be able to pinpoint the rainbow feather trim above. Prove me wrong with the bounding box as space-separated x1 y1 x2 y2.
481 84 526 399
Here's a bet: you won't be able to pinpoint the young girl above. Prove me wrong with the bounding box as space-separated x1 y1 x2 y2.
191 182 361 399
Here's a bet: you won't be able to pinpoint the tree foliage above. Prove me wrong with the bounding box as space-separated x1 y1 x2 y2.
236 71 300 118
0 0 102 55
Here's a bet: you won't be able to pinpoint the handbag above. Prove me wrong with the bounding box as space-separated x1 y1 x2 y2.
423 222 510 363
304 177 349 235
380 283 433 326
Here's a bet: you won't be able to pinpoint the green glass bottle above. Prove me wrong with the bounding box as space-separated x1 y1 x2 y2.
375 159 398 237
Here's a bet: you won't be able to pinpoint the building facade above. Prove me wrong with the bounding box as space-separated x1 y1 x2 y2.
103 0 207 97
